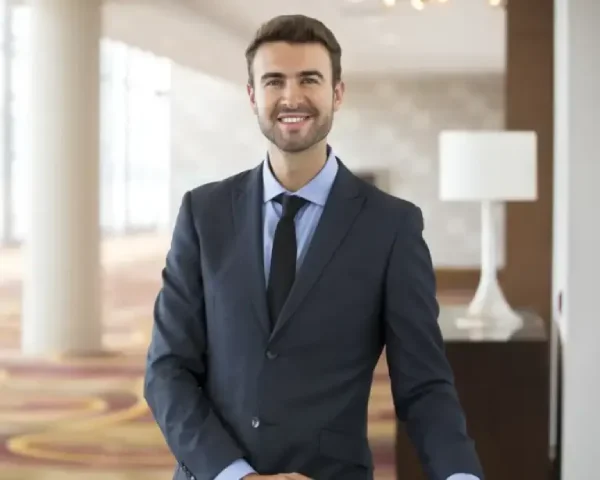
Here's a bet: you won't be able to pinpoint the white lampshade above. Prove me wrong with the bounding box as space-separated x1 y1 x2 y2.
439 130 538 201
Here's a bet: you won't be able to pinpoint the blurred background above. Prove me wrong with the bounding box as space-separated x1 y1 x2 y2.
0 0 597 479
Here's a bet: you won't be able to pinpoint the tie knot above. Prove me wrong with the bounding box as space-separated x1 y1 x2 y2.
275 194 307 219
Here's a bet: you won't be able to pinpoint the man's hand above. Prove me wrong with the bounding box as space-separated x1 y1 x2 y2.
242 474 312 479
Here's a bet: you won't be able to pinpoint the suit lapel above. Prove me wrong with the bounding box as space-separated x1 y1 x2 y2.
271 162 366 338
231 164 271 337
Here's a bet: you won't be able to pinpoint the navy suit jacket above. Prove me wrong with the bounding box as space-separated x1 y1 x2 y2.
144 160 484 480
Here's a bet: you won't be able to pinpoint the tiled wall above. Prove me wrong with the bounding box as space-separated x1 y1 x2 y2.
170 66 505 268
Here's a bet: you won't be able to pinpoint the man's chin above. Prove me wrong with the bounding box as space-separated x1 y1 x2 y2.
275 140 317 154
260 124 330 154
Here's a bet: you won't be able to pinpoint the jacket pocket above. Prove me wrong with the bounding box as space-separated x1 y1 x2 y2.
319 429 372 468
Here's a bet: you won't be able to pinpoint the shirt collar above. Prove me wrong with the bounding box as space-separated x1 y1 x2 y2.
262 145 339 207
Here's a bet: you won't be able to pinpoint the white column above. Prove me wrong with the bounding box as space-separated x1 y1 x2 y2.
0 0 12 244
554 0 600 477
23 0 102 355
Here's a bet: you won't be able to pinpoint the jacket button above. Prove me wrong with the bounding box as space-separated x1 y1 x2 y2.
266 350 278 360
251 417 260 428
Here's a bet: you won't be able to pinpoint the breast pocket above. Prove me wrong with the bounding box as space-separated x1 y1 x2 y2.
207 258 266 343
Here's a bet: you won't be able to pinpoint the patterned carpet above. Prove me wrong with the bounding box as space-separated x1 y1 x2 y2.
0 234 397 480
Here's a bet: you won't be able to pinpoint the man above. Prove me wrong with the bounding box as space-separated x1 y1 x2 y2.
144 14 484 480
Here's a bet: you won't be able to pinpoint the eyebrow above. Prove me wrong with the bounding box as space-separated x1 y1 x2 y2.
260 70 325 83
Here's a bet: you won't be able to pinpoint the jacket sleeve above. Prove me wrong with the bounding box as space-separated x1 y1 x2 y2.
144 190 246 480
383 204 484 480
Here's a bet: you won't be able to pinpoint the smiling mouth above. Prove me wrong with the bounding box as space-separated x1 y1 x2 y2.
277 115 312 126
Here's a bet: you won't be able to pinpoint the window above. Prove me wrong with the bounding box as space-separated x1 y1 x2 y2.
1 4 172 245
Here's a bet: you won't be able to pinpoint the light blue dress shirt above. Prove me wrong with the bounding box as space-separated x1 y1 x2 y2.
214 149 478 480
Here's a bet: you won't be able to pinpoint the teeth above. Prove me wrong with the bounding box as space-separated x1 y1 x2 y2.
280 117 307 124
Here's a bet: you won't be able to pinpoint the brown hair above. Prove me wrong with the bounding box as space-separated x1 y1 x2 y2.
244 14 342 87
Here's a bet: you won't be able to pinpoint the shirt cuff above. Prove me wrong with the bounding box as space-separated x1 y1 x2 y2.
213 458 256 480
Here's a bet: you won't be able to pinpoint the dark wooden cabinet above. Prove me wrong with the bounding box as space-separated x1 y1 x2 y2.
395 308 551 480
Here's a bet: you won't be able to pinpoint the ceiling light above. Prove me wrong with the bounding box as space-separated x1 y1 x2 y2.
378 0 503 10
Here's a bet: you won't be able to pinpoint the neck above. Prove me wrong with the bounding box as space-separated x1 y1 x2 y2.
268 140 329 192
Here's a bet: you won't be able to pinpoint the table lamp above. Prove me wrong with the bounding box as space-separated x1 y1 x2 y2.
438 130 537 333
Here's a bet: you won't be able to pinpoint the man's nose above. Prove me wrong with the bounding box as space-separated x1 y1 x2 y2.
281 82 303 109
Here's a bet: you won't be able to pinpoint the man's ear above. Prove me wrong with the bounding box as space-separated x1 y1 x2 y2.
333 80 345 112
247 83 258 115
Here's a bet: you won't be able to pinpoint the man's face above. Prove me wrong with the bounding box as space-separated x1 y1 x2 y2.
247 42 345 154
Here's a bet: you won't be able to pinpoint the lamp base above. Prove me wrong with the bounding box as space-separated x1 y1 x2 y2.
455 275 523 338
